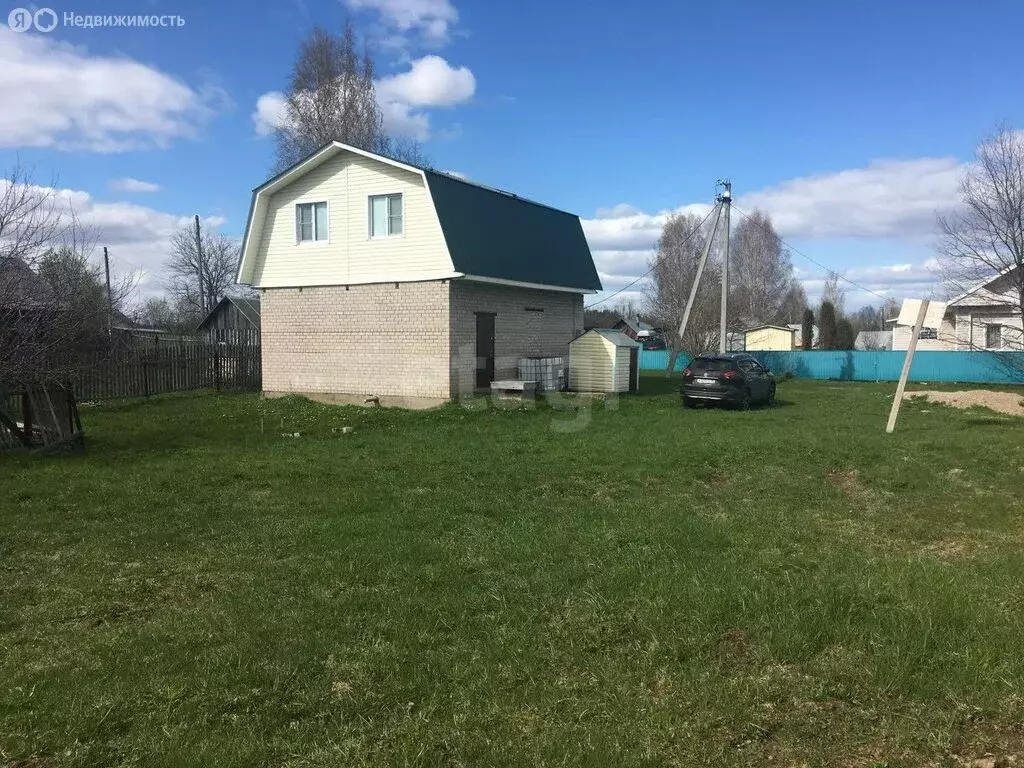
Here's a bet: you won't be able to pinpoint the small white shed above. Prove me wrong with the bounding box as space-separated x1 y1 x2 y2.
568 329 641 393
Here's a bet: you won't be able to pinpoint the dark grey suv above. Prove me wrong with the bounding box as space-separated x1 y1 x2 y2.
680 353 776 409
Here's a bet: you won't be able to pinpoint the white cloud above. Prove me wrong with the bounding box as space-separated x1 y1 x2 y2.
0 28 222 152
109 178 161 193
379 101 431 141
0 177 227 299
376 55 475 107
582 203 711 252
252 91 288 137
594 203 641 219
254 55 475 142
582 156 964 310
740 157 963 240
344 0 458 46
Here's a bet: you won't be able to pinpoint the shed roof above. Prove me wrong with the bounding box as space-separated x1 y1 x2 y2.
744 324 796 334
196 295 261 331
576 328 642 347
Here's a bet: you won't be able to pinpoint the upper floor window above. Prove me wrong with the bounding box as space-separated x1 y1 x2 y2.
369 194 403 238
296 202 328 242
986 324 1002 349
920 328 938 340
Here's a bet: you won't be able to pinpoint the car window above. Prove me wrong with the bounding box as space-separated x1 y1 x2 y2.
690 358 732 372
738 360 757 372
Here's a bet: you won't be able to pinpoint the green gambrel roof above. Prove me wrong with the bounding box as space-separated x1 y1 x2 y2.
424 170 602 292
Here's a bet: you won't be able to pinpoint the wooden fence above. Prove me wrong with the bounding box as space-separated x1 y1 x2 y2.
74 341 261 400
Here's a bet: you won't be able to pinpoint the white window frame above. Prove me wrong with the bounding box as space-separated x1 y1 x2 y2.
985 323 1003 350
368 193 404 239
295 200 330 244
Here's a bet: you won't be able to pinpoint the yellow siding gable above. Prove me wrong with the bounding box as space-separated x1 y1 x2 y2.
249 151 454 288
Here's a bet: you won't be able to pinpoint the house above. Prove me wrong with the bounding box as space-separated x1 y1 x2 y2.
944 265 1023 350
235 141 601 406
744 325 796 351
787 323 818 349
196 295 261 346
886 266 1022 351
612 316 656 341
855 330 894 351
568 329 640 393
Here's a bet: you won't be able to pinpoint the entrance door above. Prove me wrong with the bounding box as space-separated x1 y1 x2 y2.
628 347 639 392
475 313 496 389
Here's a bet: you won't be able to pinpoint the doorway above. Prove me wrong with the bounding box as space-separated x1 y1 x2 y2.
475 312 495 389
628 347 639 392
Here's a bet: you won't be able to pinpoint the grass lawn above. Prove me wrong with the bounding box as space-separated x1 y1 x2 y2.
2 375 1024 767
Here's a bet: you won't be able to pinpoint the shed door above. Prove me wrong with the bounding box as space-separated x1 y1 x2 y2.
475 312 495 389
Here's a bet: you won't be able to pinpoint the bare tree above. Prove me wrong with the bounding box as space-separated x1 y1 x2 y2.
273 23 426 171
729 209 802 326
1 165 133 388
938 126 1024 342
822 272 847 318
166 222 242 325
644 212 721 371
0 164 62 269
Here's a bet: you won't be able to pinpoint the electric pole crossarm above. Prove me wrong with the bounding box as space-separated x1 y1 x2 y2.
677 201 724 341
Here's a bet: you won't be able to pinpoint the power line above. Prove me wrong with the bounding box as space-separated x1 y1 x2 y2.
584 203 721 310
731 204 894 304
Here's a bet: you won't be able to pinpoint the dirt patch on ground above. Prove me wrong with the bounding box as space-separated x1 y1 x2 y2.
905 390 1024 417
826 469 867 498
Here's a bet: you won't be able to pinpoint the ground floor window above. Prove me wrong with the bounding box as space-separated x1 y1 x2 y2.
985 324 1002 348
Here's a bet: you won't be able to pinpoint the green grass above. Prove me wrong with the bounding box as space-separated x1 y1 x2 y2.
2 375 1024 767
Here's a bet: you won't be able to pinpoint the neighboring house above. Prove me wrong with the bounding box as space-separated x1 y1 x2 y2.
744 325 796 351
787 323 818 349
0 257 53 312
855 330 893 351
197 295 261 346
235 141 601 406
887 266 1022 351
944 265 1023 351
613 316 657 341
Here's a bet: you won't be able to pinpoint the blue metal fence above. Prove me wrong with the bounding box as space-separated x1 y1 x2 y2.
640 349 1024 384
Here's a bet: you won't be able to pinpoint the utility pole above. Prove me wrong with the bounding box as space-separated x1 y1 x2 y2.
194 214 205 315
718 180 732 354
103 246 113 334
677 201 723 344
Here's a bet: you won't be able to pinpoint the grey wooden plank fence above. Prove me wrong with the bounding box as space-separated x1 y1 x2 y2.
74 341 261 401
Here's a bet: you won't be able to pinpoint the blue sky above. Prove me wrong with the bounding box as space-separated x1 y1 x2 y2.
2 0 1023 308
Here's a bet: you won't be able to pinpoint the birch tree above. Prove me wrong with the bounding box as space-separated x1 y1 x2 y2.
644 212 721 371
273 23 426 171
729 209 802 325
938 126 1024 339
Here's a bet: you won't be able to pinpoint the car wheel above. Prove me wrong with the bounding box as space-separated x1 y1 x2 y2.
739 389 752 411
767 385 776 406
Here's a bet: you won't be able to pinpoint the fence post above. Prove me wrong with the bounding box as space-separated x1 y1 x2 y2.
142 350 150 398
214 346 222 392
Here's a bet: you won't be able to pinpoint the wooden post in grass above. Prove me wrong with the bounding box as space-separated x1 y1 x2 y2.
886 299 929 434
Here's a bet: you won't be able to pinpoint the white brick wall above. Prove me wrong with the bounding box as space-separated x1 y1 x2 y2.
261 281 451 399
262 278 586 402
449 281 584 397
